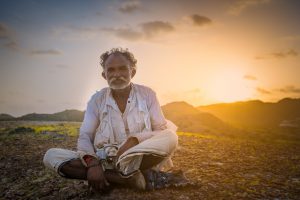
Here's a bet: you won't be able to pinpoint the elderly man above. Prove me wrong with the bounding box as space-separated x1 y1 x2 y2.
43 48 179 192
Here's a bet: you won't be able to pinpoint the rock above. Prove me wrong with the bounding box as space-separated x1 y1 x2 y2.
178 194 190 200
59 186 78 199
41 187 53 196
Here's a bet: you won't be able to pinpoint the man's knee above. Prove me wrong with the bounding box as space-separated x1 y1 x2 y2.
43 148 61 169
151 129 178 153
166 129 178 145
43 148 79 172
161 129 178 146
162 129 178 150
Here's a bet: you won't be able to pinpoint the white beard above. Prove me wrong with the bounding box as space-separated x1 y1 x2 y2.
108 77 131 90
109 81 130 90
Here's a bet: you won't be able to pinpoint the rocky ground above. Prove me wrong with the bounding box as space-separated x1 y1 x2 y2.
0 121 300 199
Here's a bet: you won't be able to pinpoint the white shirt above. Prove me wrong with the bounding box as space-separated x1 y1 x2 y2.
77 83 168 156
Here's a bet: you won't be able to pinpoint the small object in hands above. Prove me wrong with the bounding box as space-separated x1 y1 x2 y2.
96 144 119 171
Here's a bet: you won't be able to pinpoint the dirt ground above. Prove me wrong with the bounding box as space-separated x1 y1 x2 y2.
1 121 300 199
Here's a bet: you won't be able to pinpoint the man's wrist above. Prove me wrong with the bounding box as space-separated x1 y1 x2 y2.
83 155 98 166
128 136 139 144
87 160 100 169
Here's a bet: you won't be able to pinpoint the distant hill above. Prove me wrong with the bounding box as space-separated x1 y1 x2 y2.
3 97 299 134
1 102 236 135
162 101 236 135
18 109 85 122
0 113 15 120
198 98 300 129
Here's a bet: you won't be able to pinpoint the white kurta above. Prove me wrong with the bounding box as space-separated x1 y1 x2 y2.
77 83 172 158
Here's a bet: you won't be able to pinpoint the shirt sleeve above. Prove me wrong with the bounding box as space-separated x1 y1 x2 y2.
77 94 100 161
148 89 168 131
133 89 168 143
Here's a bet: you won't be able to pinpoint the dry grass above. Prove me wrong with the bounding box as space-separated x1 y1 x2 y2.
1 121 300 199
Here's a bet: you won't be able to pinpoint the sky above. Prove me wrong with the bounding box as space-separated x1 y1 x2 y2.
1 0 300 117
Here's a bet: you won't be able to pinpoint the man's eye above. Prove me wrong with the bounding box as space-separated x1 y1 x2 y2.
120 66 128 71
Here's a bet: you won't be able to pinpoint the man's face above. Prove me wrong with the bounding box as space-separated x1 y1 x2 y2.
102 53 136 90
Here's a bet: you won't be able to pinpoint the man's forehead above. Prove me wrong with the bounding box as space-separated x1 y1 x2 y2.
105 53 130 67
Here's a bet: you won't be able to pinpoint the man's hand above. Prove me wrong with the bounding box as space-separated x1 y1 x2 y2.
86 159 109 192
116 137 139 158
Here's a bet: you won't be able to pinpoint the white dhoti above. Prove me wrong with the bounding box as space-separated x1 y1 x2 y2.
117 129 178 176
43 128 178 176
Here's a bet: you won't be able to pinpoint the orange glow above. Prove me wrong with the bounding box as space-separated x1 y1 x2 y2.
205 67 253 103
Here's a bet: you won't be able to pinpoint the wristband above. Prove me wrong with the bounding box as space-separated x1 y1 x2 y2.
83 155 95 166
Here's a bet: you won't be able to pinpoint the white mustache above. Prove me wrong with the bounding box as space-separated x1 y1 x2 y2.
110 77 127 82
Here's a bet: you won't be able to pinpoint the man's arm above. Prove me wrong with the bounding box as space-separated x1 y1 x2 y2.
132 89 168 143
148 90 168 131
77 95 100 163
116 137 139 159
77 94 110 192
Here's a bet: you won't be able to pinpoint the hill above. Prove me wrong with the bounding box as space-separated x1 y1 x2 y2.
1 102 235 135
18 109 84 122
162 101 235 135
198 98 300 129
0 113 15 121
3 98 299 134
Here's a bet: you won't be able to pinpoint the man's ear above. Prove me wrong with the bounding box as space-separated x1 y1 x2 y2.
131 68 136 78
102 71 107 80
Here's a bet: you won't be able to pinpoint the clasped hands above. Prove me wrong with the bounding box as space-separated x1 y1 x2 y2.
87 137 139 192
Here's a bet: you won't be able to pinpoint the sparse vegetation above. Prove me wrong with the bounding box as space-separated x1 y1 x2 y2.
1 121 299 199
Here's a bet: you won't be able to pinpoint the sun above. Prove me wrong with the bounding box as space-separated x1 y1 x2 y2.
205 68 254 103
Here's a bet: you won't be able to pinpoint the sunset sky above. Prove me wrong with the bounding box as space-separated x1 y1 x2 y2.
1 0 300 116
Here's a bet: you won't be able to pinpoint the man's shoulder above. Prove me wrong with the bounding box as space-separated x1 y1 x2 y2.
89 87 109 103
133 83 156 96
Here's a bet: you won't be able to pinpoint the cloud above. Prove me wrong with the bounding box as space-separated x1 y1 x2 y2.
254 56 265 60
0 23 9 39
52 25 104 41
119 0 141 13
281 35 300 42
68 26 102 34
103 20 175 41
0 23 19 50
278 85 300 94
244 74 257 81
4 41 18 50
271 49 298 58
140 21 175 38
228 0 272 16
30 49 62 55
102 27 143 41
256 87 271 94
256 49 298 60
189 14 212 26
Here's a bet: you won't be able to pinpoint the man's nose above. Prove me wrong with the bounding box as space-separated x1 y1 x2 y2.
111 69 122 77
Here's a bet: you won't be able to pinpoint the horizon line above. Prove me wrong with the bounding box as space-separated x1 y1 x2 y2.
1 96 299 118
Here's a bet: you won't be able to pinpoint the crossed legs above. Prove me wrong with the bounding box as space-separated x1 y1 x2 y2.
59 154 164 185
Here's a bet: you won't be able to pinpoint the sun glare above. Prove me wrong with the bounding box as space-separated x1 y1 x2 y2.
206 68 253 103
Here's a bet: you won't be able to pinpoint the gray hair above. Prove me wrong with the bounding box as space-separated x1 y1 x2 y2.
100 48 137 70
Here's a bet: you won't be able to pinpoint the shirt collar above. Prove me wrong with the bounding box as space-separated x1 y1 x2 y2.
105 82 135 112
